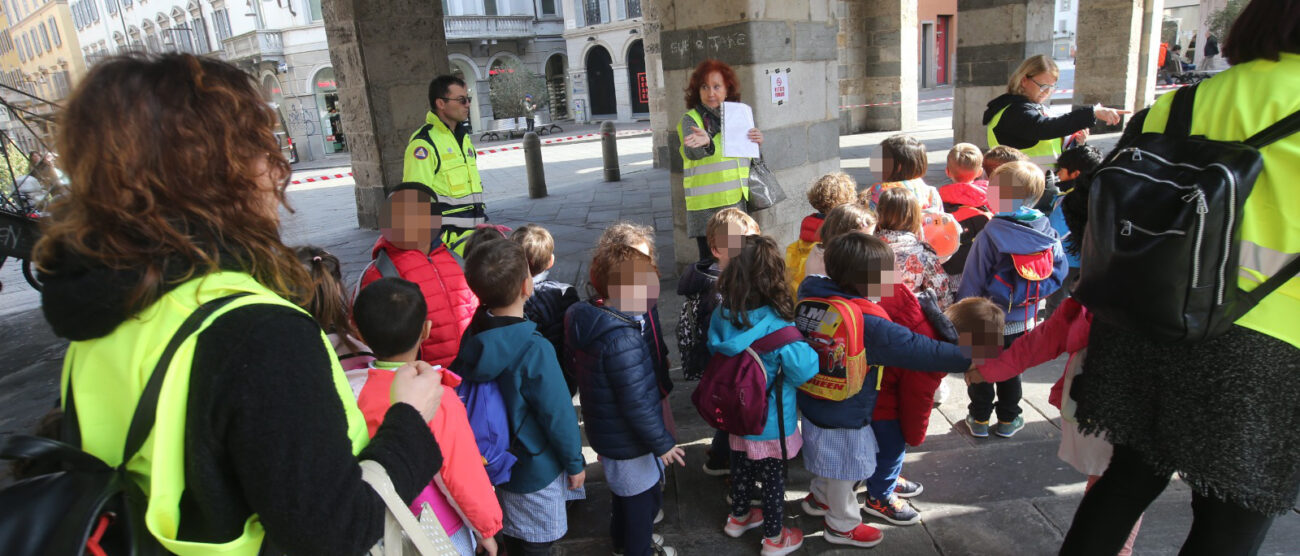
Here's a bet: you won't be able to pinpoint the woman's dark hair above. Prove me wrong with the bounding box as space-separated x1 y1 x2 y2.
685 59 741 110
825 232 895 296
353 277 428 359
718 235 794 328
35 54 305 313
294 247 363 353
1061 177 1090 259
1222 0 1300 65
880 134 928 182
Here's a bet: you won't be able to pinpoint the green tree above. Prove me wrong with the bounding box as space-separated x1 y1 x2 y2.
0 142 31 190
488 58 548 120
1207 0 1246 45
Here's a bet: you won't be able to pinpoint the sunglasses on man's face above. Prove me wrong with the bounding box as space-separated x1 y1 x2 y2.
440 96 473 105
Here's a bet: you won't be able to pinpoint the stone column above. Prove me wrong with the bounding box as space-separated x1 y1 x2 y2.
323 0 449 229
642 2 672 168
569 69 591 123
952 0 1053 147
837 0 918 134
655 0 840 270
1073 0 1147 130
611 63 634 121
475 78 496 123
1133 0 1166 110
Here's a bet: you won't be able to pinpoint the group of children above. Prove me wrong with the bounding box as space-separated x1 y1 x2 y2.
283 129 1128 555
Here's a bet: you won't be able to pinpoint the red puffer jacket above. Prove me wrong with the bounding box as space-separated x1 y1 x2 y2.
873 284 957 447
360 237 478 369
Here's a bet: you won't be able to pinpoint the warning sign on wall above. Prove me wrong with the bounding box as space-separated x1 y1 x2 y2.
770 73 787 104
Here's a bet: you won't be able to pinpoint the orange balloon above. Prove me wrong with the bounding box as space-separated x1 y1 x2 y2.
922 212 961 261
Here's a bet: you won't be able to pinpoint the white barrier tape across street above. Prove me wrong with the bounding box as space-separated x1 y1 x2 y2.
836 83 1188 111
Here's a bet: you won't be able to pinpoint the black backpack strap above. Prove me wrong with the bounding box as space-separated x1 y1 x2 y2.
1165 83 1199 139
1241 255 1300 308
1244 109 1300 149
120 293 252 464
374 250 401 279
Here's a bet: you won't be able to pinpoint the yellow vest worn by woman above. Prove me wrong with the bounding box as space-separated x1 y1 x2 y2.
63 272 370 555
677 108 750 212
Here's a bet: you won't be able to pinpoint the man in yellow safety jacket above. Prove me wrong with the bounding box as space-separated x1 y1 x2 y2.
404 75 486 256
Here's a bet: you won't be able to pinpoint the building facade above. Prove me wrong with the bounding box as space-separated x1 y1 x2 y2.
562 0 647 123
917 0 956 89
0 0 82 151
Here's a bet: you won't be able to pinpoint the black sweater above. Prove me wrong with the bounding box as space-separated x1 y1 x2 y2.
982 93 1097 151
41 259 441 555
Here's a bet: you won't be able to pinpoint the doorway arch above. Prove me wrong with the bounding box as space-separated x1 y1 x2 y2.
626 39 647 114
585 45 616 117
545 53 568 120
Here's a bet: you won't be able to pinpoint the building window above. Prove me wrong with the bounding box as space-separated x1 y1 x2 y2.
30 30 40 55
49 17 60 46
106 0 115 15
213 9 232 42
540 0 555 16
483 0 497 16
308 0 322 21
626 0 640 18
39 23 50 52
583 0 601 25
53 71 69 98
192 17 209 52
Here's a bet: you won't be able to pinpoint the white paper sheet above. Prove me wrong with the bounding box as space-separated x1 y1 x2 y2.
722 101 760 159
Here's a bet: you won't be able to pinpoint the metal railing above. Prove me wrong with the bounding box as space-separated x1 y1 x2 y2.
444 15 534 40
221 29 283 62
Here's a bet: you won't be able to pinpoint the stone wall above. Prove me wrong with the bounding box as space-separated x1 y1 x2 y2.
837 0 918 134
952 0 1053 147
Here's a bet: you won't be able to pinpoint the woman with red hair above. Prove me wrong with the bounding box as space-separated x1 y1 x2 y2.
678 59 764 261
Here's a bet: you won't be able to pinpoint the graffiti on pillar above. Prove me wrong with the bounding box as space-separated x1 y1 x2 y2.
666 32 747 58
282 102 319 137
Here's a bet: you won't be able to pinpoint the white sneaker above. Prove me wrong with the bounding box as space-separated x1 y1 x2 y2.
613 534 665 556
934 380 951 405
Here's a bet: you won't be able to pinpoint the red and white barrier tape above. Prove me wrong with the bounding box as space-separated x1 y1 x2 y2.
837 83 1188 111
290 172 353 185
476 128 651 155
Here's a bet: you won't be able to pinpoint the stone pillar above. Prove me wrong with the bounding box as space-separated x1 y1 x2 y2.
952 0 1053 147
837 0 918 134
323 0 449 229
612 63 634 121
475 78 496 124
1133 0 1166 110
655 0 840 270
569 69 591 123
642 2 672 168
1073 0 1147 128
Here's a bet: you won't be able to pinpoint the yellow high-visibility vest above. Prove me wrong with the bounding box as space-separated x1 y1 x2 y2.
986 105 1065 166
677 109 750 212
404 111 485 255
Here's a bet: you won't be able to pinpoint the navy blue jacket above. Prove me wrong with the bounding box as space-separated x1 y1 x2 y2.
524 271 580 394
795 276 971 429
565 300 675 460
646 304 672 397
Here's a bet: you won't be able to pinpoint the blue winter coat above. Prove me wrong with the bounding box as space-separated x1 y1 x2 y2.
565 301 675 460
524 271 580 394
796 276 971 429
957 213 1069 324
707 305 819 441
455 310 585 494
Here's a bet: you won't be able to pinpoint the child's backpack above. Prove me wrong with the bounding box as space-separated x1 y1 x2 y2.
785 238 816 296
987 242 1065 323
1075 84 1300 342
455 380 518 485
676 295 710 381
691 327 804 436
794 296 888 401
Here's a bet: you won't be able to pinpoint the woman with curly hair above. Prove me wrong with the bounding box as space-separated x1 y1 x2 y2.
678 59 764 261
35 54 446 554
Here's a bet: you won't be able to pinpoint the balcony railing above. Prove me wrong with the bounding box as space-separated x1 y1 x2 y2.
221 30 284 63
444 16 534 41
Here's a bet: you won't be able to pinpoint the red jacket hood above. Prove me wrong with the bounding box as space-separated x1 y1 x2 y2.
872 284 946 447
939 181 989 208
799 213 825 243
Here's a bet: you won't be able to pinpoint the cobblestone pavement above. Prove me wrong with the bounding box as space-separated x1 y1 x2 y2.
2 113 1297 554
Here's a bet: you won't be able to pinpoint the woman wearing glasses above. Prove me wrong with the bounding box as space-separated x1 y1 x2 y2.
981 54 1125 163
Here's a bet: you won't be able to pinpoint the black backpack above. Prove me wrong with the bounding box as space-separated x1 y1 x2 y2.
0 294 249 555
1073 84 1300 342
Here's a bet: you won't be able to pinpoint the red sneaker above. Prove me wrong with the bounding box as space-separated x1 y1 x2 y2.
723 508 763 538
760 527 804 556
800 493 829 516
825 522 884 548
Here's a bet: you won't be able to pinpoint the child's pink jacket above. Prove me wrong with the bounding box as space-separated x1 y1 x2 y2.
978 298 1091 409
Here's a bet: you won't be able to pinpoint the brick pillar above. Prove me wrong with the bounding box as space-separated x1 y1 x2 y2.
654 0 840 270
838 0 918 134
1074 0 1150 130
322 0 449 229
952 0 1053 147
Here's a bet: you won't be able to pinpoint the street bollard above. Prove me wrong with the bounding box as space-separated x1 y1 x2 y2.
523 132 547 198
601 120 620 182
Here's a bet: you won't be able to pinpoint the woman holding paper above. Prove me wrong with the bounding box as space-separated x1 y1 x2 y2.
678 58 764 261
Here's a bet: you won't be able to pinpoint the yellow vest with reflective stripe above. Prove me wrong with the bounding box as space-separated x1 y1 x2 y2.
403 112 485 256
986 105 1065 165
63 272 370 555
1140 53 1300 348
678 109 750 211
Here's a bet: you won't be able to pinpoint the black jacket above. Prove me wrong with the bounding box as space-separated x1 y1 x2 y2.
982 93 1097 151
565 300 675 460
39 254 440 555
523 272 580 394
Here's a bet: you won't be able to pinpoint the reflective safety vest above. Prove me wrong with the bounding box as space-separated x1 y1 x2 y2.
63 272 370 554
677 109 750 212
404 111 485 256
1139 52 1300 348
986 105 1065 167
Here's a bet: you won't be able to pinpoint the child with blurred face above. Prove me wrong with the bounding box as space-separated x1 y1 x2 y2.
707 207 760 269
380 186 443 252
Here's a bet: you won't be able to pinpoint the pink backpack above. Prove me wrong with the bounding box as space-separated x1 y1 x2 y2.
691 327 805 436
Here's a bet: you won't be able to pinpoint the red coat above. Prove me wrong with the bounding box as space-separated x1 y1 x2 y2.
873 284 944 447
360 237 478 369
979 297 1091 410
